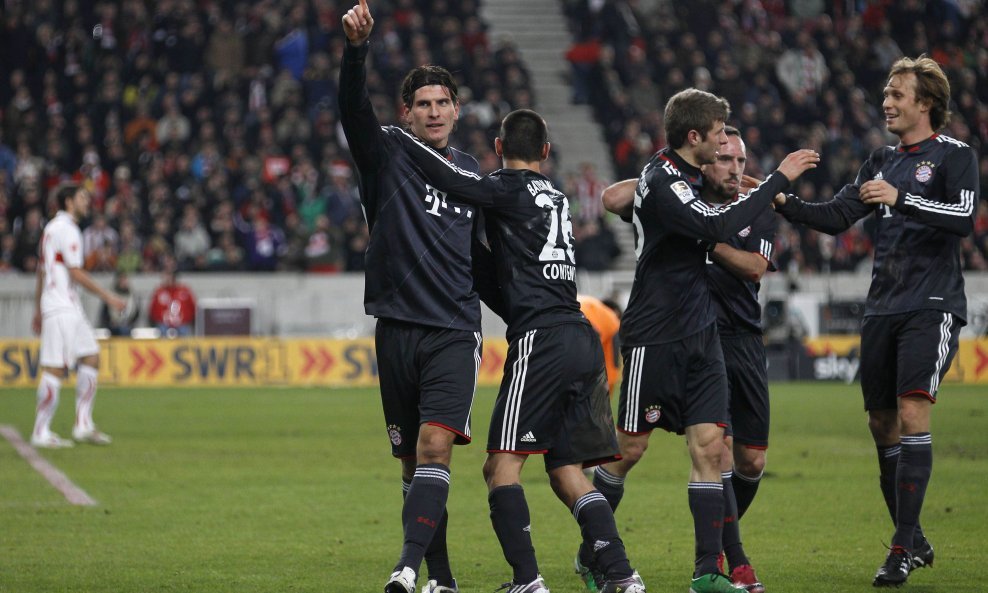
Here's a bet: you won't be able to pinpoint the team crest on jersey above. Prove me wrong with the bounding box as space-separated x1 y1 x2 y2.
645 405 662 424
914 161 935 183
738 226 751 238
387 424 402 446
671 181 693 204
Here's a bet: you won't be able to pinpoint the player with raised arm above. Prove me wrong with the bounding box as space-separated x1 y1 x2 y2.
400 109 646 593
32 184 126 448
771 56 980 587
589 88 817 593
340 2 492 592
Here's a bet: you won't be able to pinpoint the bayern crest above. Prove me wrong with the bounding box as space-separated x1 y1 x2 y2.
387 424 402 446
645 405 662 424
914 161 935 183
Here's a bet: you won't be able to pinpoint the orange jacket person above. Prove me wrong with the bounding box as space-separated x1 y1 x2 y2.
578 294 621 395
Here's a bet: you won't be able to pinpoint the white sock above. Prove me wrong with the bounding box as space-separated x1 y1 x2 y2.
75 364 99 432
34 372 62 439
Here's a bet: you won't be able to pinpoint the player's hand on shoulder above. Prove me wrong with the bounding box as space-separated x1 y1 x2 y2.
776 149 820 182
741 174 763 191
342 0 374 46
859 179 897 206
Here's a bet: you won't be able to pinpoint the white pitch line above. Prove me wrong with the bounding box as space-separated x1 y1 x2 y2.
0 425 98 506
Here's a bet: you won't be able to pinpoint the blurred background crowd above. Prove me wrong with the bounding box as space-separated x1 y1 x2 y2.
1 0 986 279
562 0 988 274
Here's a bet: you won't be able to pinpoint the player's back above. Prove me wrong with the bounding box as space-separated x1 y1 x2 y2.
39 211 84 316
483 170 584 339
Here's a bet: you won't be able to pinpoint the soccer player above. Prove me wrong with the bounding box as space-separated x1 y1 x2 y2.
340 2 491 592
577 295 622 396
771 56 980 587
401 109 646 593
31 184 126 448
591 88 818 593
600 126 773 592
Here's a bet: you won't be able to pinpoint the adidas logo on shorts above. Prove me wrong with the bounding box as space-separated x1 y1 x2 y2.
520 431 536 443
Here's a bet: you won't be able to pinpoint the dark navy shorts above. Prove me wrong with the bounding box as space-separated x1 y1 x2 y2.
376 319 482 458
487 322 620 471
721 333 770 449
618 323 729 435
861 310 962 410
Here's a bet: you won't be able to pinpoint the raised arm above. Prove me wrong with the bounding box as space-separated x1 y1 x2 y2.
649 149 818 243
395 129 494 207
860 146 978 237
338 0 386 176
775 151 880 235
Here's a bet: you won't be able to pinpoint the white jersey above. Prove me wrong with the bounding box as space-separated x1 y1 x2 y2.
40 211 85 317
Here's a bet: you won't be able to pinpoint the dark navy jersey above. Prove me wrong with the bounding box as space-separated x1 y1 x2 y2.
776 134 979 322
621 148 791 347
339 41 490 331
707 206 778 336
398 139 584 340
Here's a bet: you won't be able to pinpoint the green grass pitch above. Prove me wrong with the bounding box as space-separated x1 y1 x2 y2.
1 383 986 592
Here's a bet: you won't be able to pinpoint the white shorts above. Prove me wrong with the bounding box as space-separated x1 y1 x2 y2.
39 312 99 369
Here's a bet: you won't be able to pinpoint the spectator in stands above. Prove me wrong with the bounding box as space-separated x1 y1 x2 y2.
82 213 119 259
100 272 138 337
84 237 118 273
174 205 211 271
148 260 197 338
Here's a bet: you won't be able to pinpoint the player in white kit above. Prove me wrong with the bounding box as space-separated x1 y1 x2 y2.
31 184 126 448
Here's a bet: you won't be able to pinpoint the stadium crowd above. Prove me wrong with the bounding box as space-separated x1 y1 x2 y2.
0 0 548 275
563 0 988 274
1 0 986 278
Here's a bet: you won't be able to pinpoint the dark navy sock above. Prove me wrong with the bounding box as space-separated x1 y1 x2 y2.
877 443 927 548
489 485 539 584
572 491 633 581
892 433 933 550
396 464 451 576
592 466 625 512
689 482 725 577
721 471 749 571
731 469 761 520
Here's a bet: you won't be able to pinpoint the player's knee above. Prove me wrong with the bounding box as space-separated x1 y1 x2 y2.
696 440 723 469
867 411 898 442
735 453 765 477
620 439 648 466
482 456 496 482
416 430 454 465
897 405 930 435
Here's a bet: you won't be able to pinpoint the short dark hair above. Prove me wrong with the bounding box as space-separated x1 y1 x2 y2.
888 55 952 131
664 88 731 149
55 184 82 210
400 65 458 108
499 109 548 162
724 125 741 137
